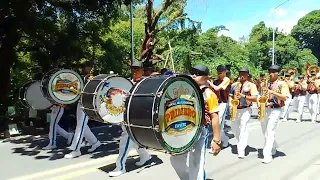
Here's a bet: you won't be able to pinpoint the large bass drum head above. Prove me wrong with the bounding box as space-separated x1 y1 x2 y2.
158 75 205 154
48 69 84 104
26 81 52 110
19 81 33 108
96 76 133 124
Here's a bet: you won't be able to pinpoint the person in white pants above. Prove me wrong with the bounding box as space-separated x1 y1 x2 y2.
64 61 102 158
229 68 258 159
108 61 151 177
292 75 307 123
43 105 74 150
170 64 221 180
260 65 290 164
306 72 319 124
207 65 230 149
280 73 293 121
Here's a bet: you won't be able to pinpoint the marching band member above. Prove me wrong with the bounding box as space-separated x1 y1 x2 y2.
170 64 221 180
260 65 290 164
229 68 258 159
292 75 307 123
108 61 151 177
306 72 319 124
65 62 102 159
280 73 293 122
207 65 230 149
42 104 74 150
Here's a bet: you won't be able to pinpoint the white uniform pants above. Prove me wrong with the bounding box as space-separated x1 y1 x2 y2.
260 108 281 159
170 128 208 180
293 96 306 121
280 98 292 119
230 108 251 154
115 125 150 171
308 94 318 122
70 103 98 151
49 105 70 146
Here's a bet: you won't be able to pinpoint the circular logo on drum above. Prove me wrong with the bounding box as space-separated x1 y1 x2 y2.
96 76 132 124
158 77 203 153
49 70 84 104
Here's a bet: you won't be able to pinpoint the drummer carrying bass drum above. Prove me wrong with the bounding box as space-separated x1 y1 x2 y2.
65 62 102 159
108 61 152 177
170 64 221 180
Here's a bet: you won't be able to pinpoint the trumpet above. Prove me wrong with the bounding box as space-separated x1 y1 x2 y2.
230 76 242 122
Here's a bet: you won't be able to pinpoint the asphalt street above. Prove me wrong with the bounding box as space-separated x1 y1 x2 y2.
1 104 320 180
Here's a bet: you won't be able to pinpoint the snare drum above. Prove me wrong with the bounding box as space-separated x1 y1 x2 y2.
124 74 205 155
81 74 133 124
19 81 34 108
41 69 84 105
25 81 53 110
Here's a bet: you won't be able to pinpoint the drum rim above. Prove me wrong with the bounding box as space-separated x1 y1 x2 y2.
48 69 84 104
25 80 53 110
154 74 205 155
81 74 133 124
19 81 34 108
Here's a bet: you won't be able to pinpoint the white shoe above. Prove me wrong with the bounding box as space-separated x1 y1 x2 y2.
262 157 273 164
238 151 245 159
135 155 151 166
296 120 301 123
108 169 126 177
88 141 101 153
67 133 74 145
272 148 277 156
64 150 81 159
42 144 57 150
311 120 316 124
281 119 288 122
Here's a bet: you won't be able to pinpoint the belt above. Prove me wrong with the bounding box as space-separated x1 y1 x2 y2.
237 106 250 109
218 100 228 103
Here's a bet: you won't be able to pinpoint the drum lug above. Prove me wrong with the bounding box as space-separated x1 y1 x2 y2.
154 125 160 132
156 91 163 98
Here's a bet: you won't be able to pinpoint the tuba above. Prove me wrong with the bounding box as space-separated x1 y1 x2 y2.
287 68 297 79
230 78 242 122
306 65 320 77
258 78 268 122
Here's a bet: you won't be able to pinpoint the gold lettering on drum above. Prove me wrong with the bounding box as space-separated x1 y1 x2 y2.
165 107 196 123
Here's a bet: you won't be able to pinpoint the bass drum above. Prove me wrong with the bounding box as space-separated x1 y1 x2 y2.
25 81 53 110
124 74 205 155
41 69 84 105
19 81 34 108
81 74 133 124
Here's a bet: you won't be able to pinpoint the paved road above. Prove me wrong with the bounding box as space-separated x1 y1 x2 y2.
1 105 320 180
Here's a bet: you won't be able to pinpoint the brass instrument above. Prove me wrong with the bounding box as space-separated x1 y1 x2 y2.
258 78 268 122
230 78 242 122
286 68 297 79
306 65 320 77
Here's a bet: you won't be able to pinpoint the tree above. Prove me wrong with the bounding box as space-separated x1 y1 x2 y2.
291 10 320 64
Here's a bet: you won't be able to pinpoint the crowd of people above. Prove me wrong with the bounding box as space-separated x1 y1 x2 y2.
24 61 320 180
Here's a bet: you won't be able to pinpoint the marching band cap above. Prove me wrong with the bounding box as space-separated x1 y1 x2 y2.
298 75 304 79
311 71 317 75
260 73 265 77
131 61 143 68
216 65 227 71
268 65 282 72
192 64 210 76
239 68 249 73
284 72 290 76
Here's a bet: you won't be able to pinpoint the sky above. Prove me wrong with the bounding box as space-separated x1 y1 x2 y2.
155 0 320 40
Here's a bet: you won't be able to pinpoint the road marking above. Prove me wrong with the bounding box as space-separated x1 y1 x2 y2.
8 150 144 180
50 151 163 180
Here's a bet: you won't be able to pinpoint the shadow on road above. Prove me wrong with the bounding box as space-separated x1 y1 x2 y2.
98 154 163 174
257 148 286 159
2 125 123 161
230 144 257 156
